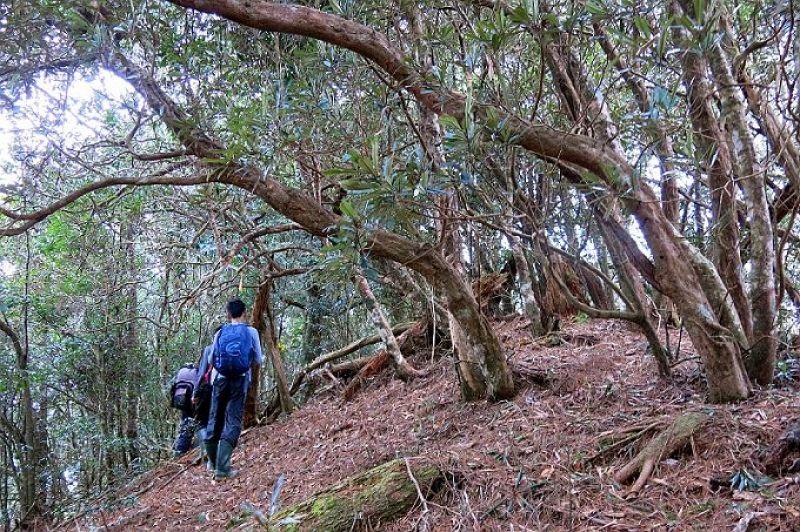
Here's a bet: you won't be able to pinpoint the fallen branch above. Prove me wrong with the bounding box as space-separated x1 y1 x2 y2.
614 411 710 494
288 322 415 395
342 351 391 402
341 320 430 402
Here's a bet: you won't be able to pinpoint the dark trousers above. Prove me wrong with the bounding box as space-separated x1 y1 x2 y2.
205 374 249 447
173 411 197 455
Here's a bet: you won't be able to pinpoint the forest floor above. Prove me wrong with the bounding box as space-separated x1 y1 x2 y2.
61 317 799 531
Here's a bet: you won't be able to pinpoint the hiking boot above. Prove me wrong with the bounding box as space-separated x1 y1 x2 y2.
214 440 238 479
193 428 208 466
197 428 207 457
205 440 218 471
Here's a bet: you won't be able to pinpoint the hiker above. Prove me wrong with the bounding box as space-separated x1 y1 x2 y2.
204 298 263 479
169 362 200 457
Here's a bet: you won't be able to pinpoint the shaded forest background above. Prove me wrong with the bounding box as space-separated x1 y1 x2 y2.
0 0 800 529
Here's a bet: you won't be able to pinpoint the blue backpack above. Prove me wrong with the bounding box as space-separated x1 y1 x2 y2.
213 323 253 377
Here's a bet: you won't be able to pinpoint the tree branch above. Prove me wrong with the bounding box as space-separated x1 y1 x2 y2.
0 171 211 236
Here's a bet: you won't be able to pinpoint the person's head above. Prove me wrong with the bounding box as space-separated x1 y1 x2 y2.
226 298 246 319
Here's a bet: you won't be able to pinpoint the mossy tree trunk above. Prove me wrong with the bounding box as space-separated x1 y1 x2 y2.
269 458 443 531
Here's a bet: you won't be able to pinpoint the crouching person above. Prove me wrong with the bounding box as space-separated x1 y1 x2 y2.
169 362 200 457
205 298 263 479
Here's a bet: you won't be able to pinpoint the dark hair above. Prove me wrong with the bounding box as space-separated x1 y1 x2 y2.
226 298 246 319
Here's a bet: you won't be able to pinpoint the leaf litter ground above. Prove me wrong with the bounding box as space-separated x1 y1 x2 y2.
63 318 799 531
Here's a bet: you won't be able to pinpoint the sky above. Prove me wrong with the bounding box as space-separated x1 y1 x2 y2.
1 71 133 276
0 70 133 188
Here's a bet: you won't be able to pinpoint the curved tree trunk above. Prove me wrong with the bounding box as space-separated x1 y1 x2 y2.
250 276 293 426
538 11 748 399
674 20 754 346
704 13 776 386
631 193 751 402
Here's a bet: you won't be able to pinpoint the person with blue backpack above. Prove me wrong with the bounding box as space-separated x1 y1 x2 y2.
204 298 263 479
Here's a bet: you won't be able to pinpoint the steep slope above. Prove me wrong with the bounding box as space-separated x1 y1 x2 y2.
64 318 800 531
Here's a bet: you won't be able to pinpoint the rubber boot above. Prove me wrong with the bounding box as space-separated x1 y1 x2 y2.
195 428 208 466
205 440 218 472
214 440 239 479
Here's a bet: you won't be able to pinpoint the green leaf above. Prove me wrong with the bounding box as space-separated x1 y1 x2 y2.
338 199 356 218
633 16 651 38
584 0 606 16
339 178 377 191
439 114 462 131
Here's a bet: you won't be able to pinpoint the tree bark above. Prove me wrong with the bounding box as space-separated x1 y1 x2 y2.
671 2 753 346
0 317 45 525
508 235 545 337
703 14 776 386
615 411 710 494
54 0 749 403
122 219 141 467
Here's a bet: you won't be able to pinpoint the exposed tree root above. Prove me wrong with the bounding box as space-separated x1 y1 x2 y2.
614 411 710 495
577 422 662 470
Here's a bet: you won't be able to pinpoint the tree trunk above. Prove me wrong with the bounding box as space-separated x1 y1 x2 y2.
354 272 423 380
596 218 671 377
300 283 325 365
508 235 545 337
121 4 749 402
703 15 776 386
122 220 141 467
251 277 293 425
632 194 751 402
671 2 753 346
270 458 444 531
0 317 45 526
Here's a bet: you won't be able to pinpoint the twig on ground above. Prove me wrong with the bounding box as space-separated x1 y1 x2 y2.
405 458 429 514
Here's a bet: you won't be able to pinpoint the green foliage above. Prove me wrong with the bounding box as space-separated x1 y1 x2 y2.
775 356 797 384
574 312 591 324
1 0 799 521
